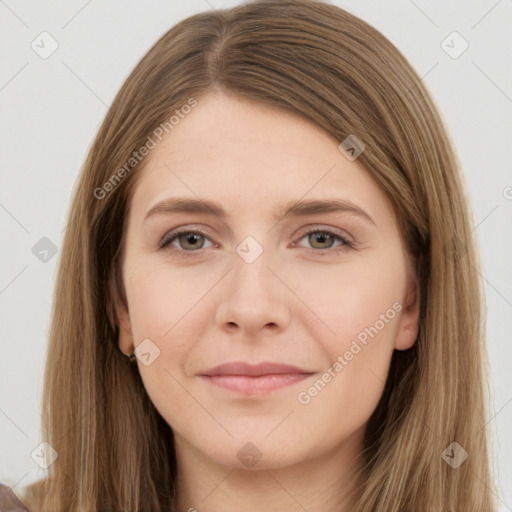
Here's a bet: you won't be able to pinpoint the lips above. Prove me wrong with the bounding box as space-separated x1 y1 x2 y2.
199 361 312 377
199 361 315 395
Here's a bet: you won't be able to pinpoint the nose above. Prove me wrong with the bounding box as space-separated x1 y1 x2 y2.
215 248 292 339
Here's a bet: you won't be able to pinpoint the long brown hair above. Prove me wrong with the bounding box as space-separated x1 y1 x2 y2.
16 0 497 510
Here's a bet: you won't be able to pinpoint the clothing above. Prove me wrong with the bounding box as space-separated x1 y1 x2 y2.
0 483 29 512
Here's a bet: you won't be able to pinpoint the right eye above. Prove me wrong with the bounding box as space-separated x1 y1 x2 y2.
159 228 216 256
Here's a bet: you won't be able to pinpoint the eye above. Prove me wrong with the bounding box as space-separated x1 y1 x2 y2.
159 226 354 258
294 228 354 254
159 228 214 254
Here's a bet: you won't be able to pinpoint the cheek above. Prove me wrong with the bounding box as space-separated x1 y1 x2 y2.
289 251 405 353
125 262 197 340
292 262 402 441
125 266 201 427
293 351 390 457
124 262 210 401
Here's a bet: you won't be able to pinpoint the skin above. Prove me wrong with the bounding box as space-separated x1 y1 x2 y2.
116 91 419 512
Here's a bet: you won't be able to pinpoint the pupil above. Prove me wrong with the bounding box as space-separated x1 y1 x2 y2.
312 232 331 248
184 234 201 248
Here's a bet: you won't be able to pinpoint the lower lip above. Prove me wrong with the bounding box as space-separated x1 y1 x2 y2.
200 373 313 395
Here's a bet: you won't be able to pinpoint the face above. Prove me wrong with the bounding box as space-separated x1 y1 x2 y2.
115 91 419 471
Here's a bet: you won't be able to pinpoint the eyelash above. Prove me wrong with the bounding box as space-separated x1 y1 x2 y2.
159 227 355 258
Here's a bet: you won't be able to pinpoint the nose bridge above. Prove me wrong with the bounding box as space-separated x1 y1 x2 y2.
230 236 276 304
215 235 291 334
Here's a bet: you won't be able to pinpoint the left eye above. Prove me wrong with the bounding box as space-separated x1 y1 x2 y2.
297 229 353 252
159 228 353 255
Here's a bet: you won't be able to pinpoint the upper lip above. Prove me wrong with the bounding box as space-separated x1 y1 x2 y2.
200 361 313 377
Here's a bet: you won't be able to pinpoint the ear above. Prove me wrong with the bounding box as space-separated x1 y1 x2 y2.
394 273 420 351
109 267 134 355
115 297 134 355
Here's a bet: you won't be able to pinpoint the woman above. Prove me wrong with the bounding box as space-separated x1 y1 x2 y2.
3 0 497 510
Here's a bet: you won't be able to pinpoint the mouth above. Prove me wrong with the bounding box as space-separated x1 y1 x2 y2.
199 373 314 395
198 361 315 395
199 361 316 396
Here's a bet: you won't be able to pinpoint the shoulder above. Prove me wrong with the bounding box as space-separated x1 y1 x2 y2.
0 483 30 512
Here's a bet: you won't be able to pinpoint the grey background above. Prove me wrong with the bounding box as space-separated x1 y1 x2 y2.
1 0 511 508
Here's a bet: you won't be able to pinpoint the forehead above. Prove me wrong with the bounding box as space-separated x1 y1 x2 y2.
128 92 393 227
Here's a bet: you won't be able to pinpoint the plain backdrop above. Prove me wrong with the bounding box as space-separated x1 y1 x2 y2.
1 0 511 508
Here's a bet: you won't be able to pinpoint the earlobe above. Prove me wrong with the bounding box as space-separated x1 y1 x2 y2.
394 283 420 351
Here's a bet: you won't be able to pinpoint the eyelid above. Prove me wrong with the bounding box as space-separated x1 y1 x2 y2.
295 224 353 243
158 225 214 249
159 224 356 255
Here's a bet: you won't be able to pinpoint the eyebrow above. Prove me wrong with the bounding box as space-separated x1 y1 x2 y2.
144 196 376 226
